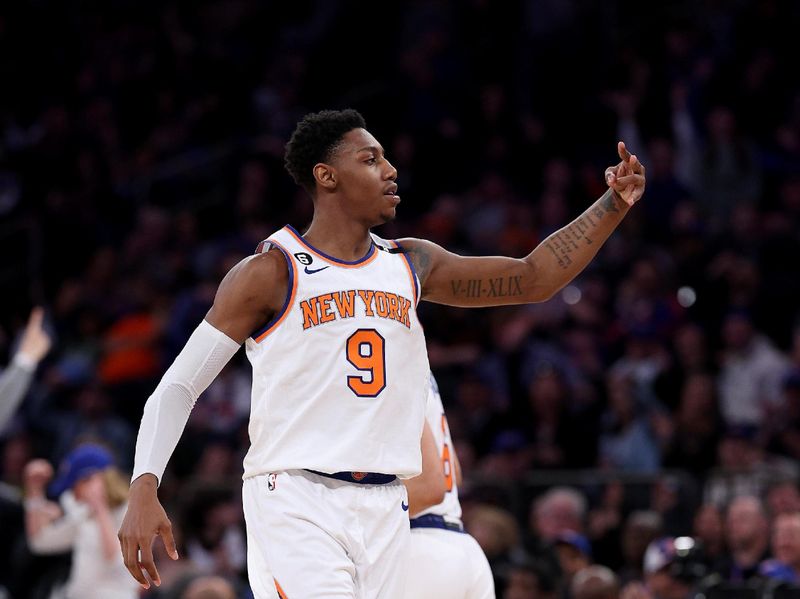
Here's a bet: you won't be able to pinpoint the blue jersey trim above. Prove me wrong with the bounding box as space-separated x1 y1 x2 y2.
410 514 465 533
286 224 376 266
251 241 296 341
393 240 420 305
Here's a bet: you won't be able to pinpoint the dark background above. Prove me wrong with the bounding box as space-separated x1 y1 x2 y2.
2 1 800 597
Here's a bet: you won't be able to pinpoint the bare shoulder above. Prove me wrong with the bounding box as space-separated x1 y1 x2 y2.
222 248 288 291
206 248 289 342
395 237 449 285
218 249 289 308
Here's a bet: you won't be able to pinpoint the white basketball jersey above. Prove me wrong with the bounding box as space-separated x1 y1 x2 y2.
416 373 463 521
243 225 430 479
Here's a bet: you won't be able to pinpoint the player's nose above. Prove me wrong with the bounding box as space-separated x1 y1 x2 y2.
383 159 397 181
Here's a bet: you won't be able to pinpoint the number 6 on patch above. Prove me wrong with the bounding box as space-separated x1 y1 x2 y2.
346 329 386 397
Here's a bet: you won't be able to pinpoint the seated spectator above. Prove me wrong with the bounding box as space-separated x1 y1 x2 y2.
504 558 558 599
705 425 798 506
717 309 790 429
622 537 707 599
478 430 535 481
618 511 664 585
531 487 587 543
599 373 660 472
22 444 139 599
714 495 771 582
662 373 723 476
653 323 715 413
524 365 592 469
178 483 247 578
571 564 619 599
765 478 800 518
553 531 593 592
760 512 800 583
768 371 800 462
42 384 136 470
181 575 237 599
466 504 525 593
692 504 727 565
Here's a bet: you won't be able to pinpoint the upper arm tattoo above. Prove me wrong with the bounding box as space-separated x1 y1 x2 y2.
404 243 432 284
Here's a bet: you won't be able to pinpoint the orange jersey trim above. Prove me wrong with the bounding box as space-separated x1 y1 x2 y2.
284 225 380 268
253 239 298 342
274 578 289 599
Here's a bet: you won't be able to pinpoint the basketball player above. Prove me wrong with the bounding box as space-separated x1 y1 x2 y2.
404 374 495 599
118 109 645 598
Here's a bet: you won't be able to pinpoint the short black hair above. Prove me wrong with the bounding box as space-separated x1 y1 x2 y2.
284 109 367 194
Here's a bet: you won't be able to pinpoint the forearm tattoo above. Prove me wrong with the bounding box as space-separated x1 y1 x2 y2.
543 189 623 270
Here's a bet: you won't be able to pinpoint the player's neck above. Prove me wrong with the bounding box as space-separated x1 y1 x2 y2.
302 213 374 262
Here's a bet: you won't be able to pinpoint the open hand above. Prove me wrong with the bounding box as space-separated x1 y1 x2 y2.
605 141 646 206
23 459 54 495
117 474 178 589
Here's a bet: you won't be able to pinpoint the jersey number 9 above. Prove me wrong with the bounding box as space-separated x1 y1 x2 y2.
346 329 386 397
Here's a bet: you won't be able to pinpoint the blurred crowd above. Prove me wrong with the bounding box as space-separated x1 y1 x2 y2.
1 0 800 597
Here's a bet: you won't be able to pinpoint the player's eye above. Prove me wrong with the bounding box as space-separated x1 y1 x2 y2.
365 157 377 165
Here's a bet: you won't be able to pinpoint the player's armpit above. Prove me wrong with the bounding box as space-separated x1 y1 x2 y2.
206 249 289 343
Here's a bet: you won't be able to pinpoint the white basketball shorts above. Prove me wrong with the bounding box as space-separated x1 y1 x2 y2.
242 469 410 598
403 521 495 599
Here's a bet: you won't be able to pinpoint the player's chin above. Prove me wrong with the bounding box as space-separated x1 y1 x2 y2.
375 207 397 224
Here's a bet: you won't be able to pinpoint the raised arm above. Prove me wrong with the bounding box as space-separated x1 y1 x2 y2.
401 142 645 307
0 307 52 429
118 249 287 590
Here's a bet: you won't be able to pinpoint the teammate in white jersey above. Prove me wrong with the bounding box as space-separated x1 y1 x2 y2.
404 373 496 599
118 109 645 597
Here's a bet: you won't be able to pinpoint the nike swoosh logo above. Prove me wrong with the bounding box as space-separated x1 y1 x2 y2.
401 501 409 511
304 265 330 274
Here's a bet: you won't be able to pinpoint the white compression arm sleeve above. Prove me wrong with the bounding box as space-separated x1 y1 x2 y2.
131 319 241 485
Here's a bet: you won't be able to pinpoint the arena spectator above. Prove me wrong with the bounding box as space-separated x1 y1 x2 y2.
22 444 138 599
759 511 800 584
0 308 52 432
1 0 800 595
715 495 771 582
571 565 619 599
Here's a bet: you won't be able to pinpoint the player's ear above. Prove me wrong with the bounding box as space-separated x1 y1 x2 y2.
313 163 337 191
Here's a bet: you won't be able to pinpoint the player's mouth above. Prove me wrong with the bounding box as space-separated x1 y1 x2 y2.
383 184 400 203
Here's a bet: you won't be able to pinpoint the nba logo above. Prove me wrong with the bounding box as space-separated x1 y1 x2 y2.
268 473 277 491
